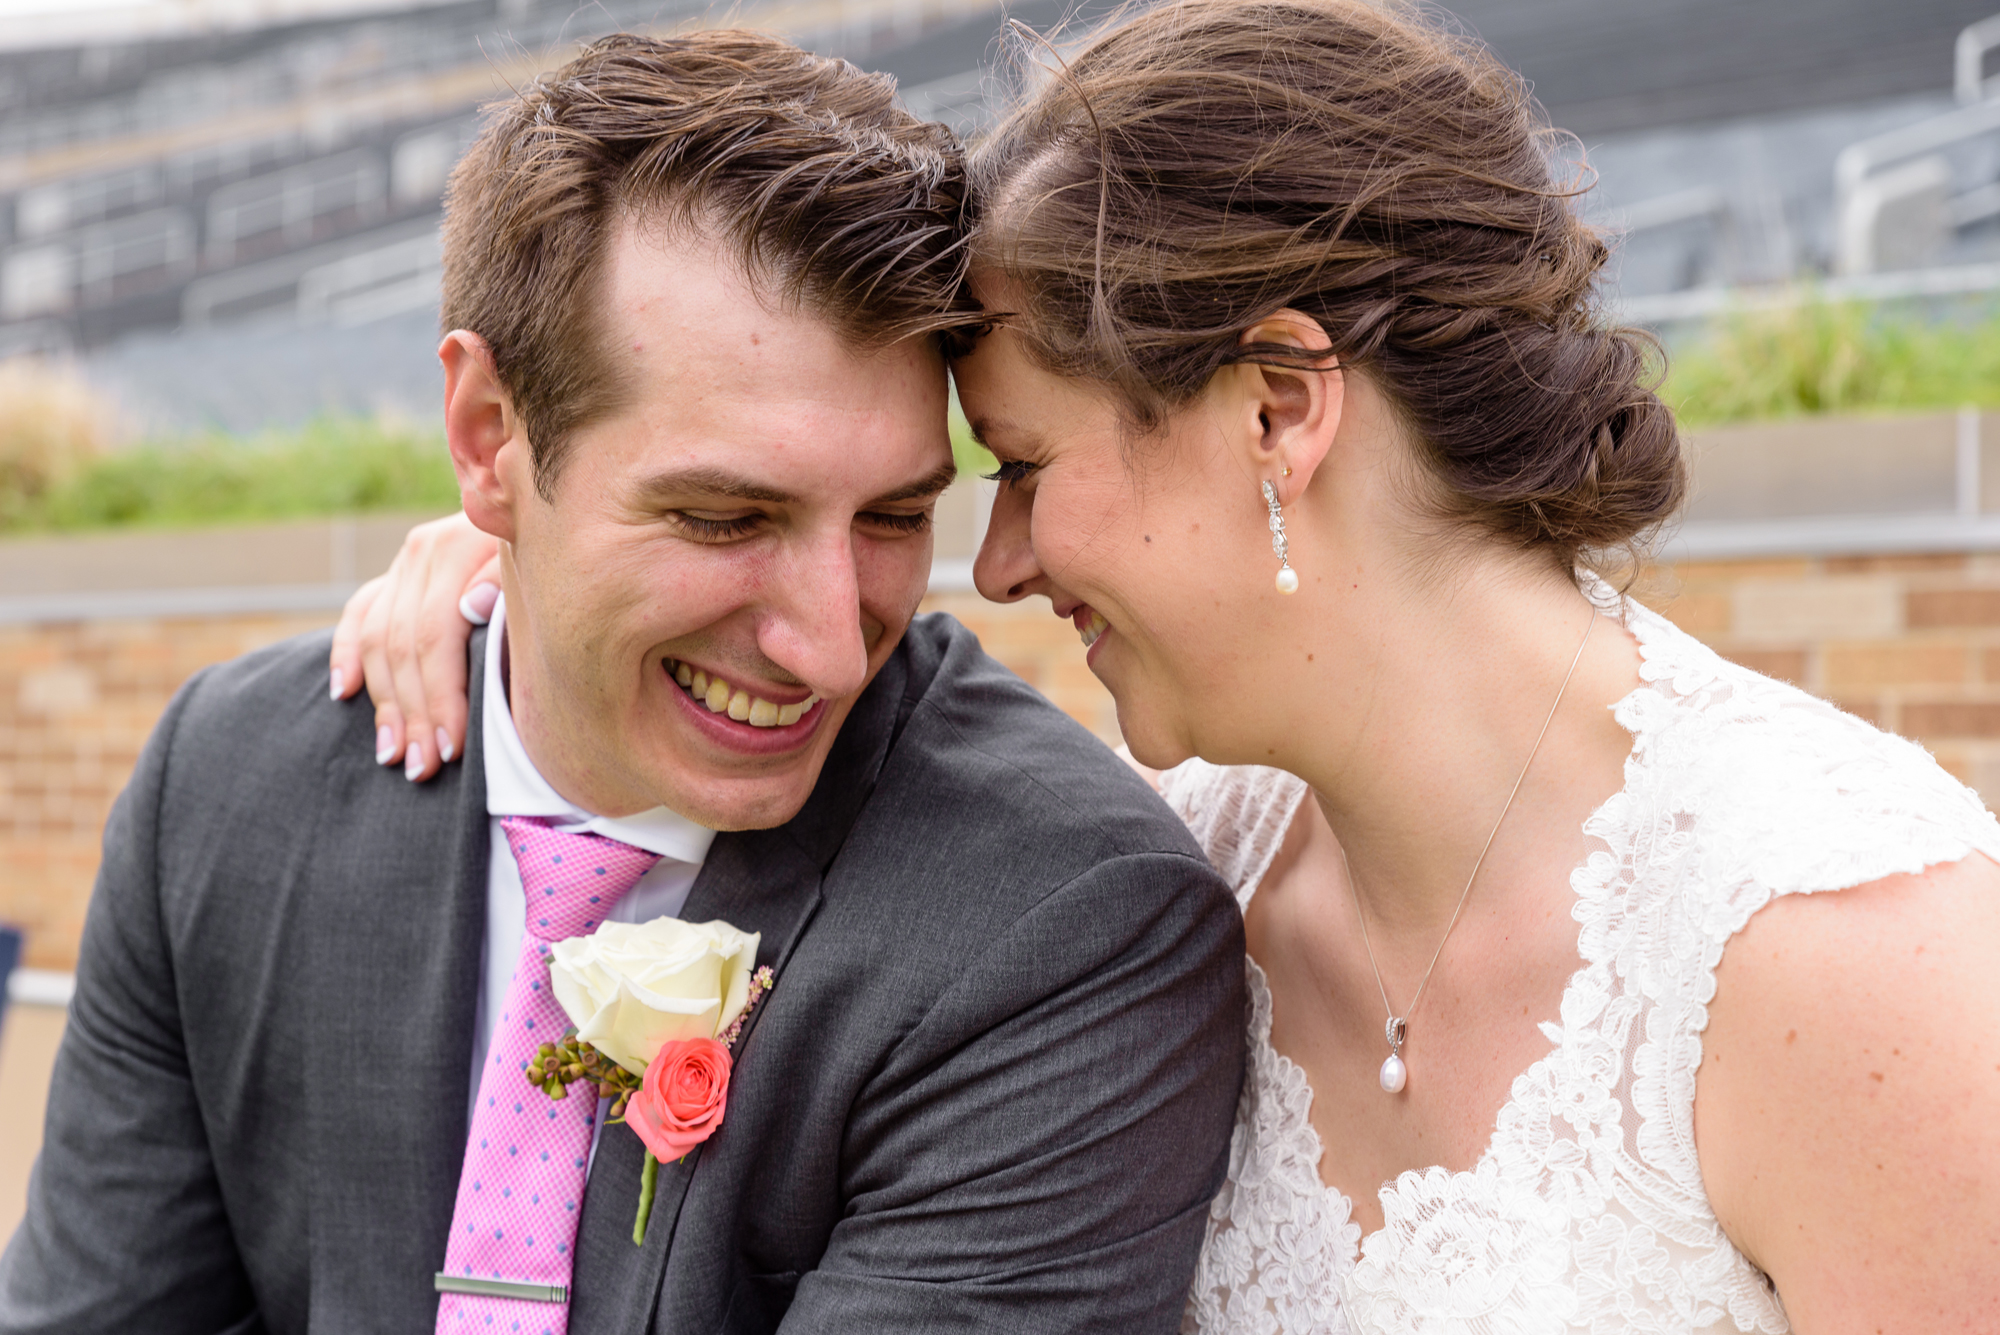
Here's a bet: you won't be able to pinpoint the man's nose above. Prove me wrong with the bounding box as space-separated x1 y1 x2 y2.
759 530 872 701
973 484 1041 604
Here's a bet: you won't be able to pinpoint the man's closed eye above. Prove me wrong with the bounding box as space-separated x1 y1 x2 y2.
673 512 764 541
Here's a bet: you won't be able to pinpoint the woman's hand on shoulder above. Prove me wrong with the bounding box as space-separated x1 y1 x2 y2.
329 512 501 781
1696 852 2000 1330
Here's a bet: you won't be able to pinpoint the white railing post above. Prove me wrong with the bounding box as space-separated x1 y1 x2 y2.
1960 406 1984 518
1956 14 2000 105
1833 98 2000 274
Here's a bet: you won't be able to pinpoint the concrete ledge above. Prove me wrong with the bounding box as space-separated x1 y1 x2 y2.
1666 512 2000 560
0 562 988 625
1681 411 1999 523
7 969 73 1010
0 521 1993 622
929 557 977 593
0 513 437 598
0 581 360 625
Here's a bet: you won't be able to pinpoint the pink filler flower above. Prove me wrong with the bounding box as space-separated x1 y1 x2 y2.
627 1037 733 1161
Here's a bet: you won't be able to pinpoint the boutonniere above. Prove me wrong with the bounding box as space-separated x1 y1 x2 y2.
524 917 775 1243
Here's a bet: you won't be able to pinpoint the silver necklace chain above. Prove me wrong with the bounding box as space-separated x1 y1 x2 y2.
1339 611 1597 1094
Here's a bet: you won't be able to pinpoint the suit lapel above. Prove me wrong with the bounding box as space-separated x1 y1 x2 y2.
304 629 492 1330
566 827 823 1333
566 646 911 1334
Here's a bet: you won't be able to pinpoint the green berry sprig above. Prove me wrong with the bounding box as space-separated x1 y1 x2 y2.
526 1029 643 1119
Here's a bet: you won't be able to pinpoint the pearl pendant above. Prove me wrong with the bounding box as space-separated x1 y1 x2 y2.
1379 1052 1407 1093
1275 565 1299 595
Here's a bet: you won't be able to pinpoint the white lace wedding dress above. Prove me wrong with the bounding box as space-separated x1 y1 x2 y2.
1165 588 2000 1335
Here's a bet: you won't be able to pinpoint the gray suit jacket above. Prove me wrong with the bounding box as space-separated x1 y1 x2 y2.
0 613 1245 1334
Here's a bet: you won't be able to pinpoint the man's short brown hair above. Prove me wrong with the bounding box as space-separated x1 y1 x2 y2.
441 31 978 496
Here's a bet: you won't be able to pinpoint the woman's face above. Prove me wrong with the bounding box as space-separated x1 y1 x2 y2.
956 311 1319 771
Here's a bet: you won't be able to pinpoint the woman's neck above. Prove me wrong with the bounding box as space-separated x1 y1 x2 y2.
1278 557 1641 939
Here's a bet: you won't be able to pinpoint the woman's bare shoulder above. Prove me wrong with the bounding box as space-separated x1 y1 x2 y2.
1696 851 2000 1330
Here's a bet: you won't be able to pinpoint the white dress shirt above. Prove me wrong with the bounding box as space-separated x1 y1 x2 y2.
467 595 716 1137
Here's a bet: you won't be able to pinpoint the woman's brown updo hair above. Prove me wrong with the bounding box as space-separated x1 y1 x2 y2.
968 0 1684 565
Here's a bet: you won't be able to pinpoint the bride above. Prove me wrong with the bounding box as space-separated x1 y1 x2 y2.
337 0 2000 1327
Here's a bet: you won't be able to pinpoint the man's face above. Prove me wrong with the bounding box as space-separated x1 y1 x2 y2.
489 221 952 830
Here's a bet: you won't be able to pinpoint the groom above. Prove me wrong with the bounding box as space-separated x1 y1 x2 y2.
0 31 1245 1335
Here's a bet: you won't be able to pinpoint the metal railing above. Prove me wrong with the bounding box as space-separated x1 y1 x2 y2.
181 214 438 325
204 148 387 266
75 207 197 303
293 226 440 326
1836 12 2000 276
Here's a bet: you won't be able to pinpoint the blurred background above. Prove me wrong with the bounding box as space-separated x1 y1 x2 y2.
7 0 2000 1236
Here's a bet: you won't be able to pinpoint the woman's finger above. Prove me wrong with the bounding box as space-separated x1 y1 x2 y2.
411 552 487 777
336 513 504 779
357 558 406 769
330 575 386 701
459 552 503 626
353 513 497 780
384 526 445 781
405 521 498 775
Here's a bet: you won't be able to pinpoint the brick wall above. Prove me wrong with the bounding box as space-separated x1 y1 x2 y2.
0 612 336 970
923 591 1124 745
6 556 2000 973
1644 553 2000 801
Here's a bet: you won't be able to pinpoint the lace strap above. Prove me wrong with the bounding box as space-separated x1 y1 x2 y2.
1159 759 1310 908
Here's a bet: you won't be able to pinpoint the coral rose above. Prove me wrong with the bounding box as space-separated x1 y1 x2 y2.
628 1037 733 1161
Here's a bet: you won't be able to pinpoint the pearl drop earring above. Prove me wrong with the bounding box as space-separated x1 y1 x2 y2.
1262 480 1299 594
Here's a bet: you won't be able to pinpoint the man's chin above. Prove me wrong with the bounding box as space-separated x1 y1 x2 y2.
641 731 841 831
666 772 822 832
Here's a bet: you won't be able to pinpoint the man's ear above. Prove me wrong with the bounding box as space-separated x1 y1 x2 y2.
440 330 528 543
1231 310 1342 505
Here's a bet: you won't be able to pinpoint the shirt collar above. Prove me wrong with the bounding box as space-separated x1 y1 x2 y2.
482 594 716 866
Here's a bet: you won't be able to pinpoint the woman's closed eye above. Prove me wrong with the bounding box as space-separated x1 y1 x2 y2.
982 459 1040 488
861 510 932 535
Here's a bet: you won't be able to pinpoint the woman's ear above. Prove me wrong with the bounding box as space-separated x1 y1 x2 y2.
1232 310 1342 505
439 330 527 543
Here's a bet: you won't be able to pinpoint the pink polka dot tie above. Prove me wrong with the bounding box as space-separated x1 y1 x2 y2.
435 817 662 1335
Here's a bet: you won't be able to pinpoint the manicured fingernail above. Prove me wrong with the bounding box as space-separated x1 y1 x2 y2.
329 668 344 700
404 743 424 781
376 726 397 764
459 582 500 625
436 727 455 764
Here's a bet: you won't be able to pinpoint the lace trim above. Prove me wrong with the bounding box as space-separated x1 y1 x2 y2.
1160 760 1309 913
1173 589 2000 1334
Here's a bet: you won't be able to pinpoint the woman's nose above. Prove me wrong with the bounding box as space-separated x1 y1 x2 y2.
973 484 1041 603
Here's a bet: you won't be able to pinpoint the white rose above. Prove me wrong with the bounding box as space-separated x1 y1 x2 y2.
548 918 761 1075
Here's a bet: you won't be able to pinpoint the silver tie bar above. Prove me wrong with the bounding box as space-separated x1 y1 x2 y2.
434 1273 569 1303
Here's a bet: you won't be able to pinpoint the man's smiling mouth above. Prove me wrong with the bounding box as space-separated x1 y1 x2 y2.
1075 608 1108 649
666 658 821 728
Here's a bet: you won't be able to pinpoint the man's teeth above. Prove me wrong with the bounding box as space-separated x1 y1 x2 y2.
668 660 819 727
1079 611 1109 649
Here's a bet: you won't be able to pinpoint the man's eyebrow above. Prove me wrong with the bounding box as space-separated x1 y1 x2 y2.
866 460 959 507
635 466 798 505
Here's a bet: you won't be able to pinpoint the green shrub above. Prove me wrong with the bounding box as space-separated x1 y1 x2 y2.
3 417 460 534
1664 300 2000 428
949 388 997 478
0 358 112 526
